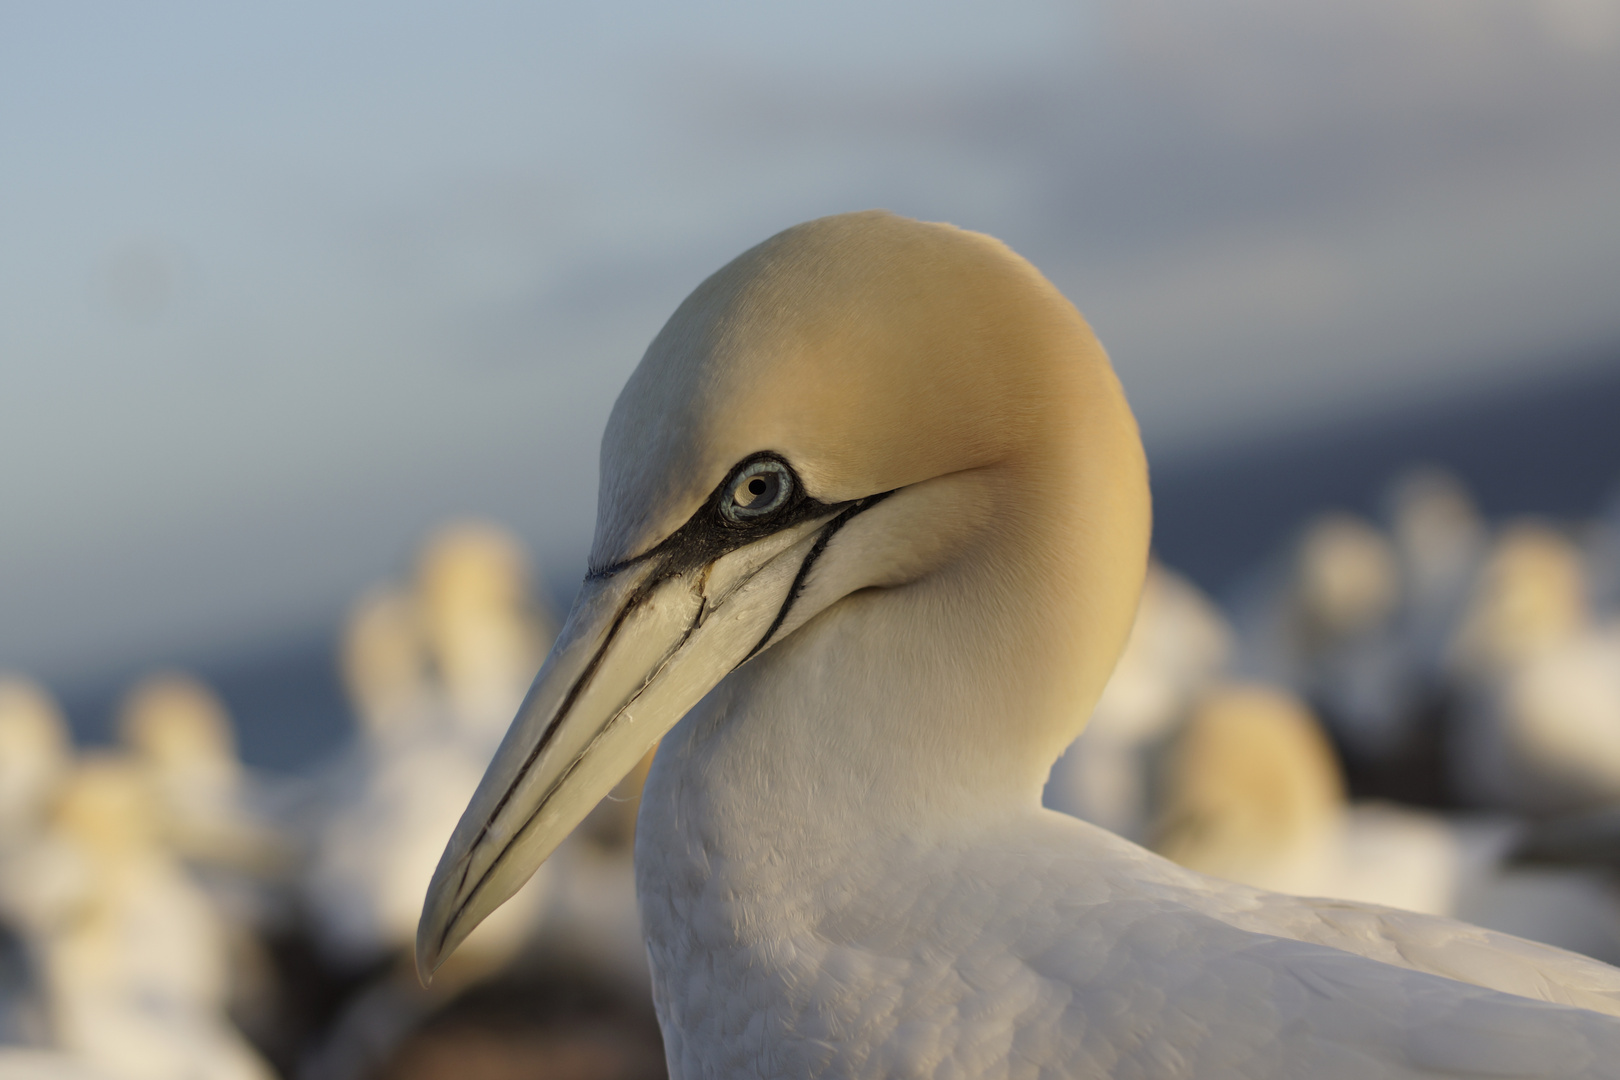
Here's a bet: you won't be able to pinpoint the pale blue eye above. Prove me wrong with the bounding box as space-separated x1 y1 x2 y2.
723 460 793 522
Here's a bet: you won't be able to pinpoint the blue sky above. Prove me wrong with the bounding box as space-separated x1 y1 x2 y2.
4 0 1620 679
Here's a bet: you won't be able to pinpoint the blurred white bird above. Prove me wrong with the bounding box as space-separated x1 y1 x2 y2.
1229 510 1441 797
300 533 575 1080
338 586 434 751
1292 513 1412 756
0 678 72 850
416 522 556 755
1448 521 1620 814
1385 466 1489 675
306 574 551 976
114 673 293 1054
1448 520 1586 679
418 212 1620 1078
1155 682 1620 963
1152 682 1460 915
0 677 74 1049
117 674 290 883
25 758 273 1080
1045 561 1231 840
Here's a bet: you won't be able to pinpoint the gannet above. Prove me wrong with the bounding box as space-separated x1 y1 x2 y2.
304 533 604 1080
1294 515 1403 648
1447 522 1620 815
1289 515 1414 761
1235 513 1412 758
0 678 72 850
0 677 73 1049
308 573 549 974
1448 521 1587 680
417 521 556 752
1151 681 1617 965
114 674 293 1054
419 211 1620 1078
1152 683 1456 914
1384 467 1487 673
421 524 649 990
1139 682 1616 966
32 758 273 1080
339 585 435 746
117 673 289 879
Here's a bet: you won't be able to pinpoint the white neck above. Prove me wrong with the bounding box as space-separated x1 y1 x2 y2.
650 528 1142 878
644 563 1039 876
633 351 1149 1074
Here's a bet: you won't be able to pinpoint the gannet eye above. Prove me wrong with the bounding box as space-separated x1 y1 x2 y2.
721 459 794 524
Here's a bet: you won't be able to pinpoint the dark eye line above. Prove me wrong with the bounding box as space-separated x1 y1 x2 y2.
585 451 834 583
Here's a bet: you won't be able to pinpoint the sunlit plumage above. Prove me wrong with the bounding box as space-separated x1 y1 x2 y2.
417 212 1620 1078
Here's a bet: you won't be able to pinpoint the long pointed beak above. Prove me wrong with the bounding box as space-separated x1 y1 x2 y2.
415 512 837 980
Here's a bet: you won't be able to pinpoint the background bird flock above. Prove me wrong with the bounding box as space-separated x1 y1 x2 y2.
3 465 1620 1080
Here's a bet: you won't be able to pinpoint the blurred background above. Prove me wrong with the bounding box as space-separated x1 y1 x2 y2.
3 1 1620 1078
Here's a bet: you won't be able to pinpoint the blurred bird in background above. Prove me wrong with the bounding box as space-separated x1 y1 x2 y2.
305 525 555 977
0 679 75 1051
299 521 650 1080
1 521 661 1080
1448 522 1620 816
25 757 275 1080
1151 681 1459 915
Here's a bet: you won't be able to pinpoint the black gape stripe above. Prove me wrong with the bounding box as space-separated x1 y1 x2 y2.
740 489 895 665
442 451 895 949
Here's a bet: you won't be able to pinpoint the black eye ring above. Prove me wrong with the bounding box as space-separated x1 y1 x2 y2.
720 458 795 524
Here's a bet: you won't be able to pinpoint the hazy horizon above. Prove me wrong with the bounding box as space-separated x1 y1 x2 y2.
5 0 1619 680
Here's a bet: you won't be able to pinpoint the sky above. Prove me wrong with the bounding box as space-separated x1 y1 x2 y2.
4 0 1620 681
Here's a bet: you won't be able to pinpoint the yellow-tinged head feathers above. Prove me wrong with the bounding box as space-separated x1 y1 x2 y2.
595 210 1120 569
417 211 1150 978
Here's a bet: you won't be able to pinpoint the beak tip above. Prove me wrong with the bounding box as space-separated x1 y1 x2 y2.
414 911 455 987
414 950 436 988
413 922 439 987
415 869 457 987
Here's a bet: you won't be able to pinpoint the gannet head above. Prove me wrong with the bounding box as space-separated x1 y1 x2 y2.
1292 513 1399 644
1450 520 1586 673
416 210 1150 978
1384 465 1485 593
119 672 240 785
341 585 432 739
417 521 555 734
